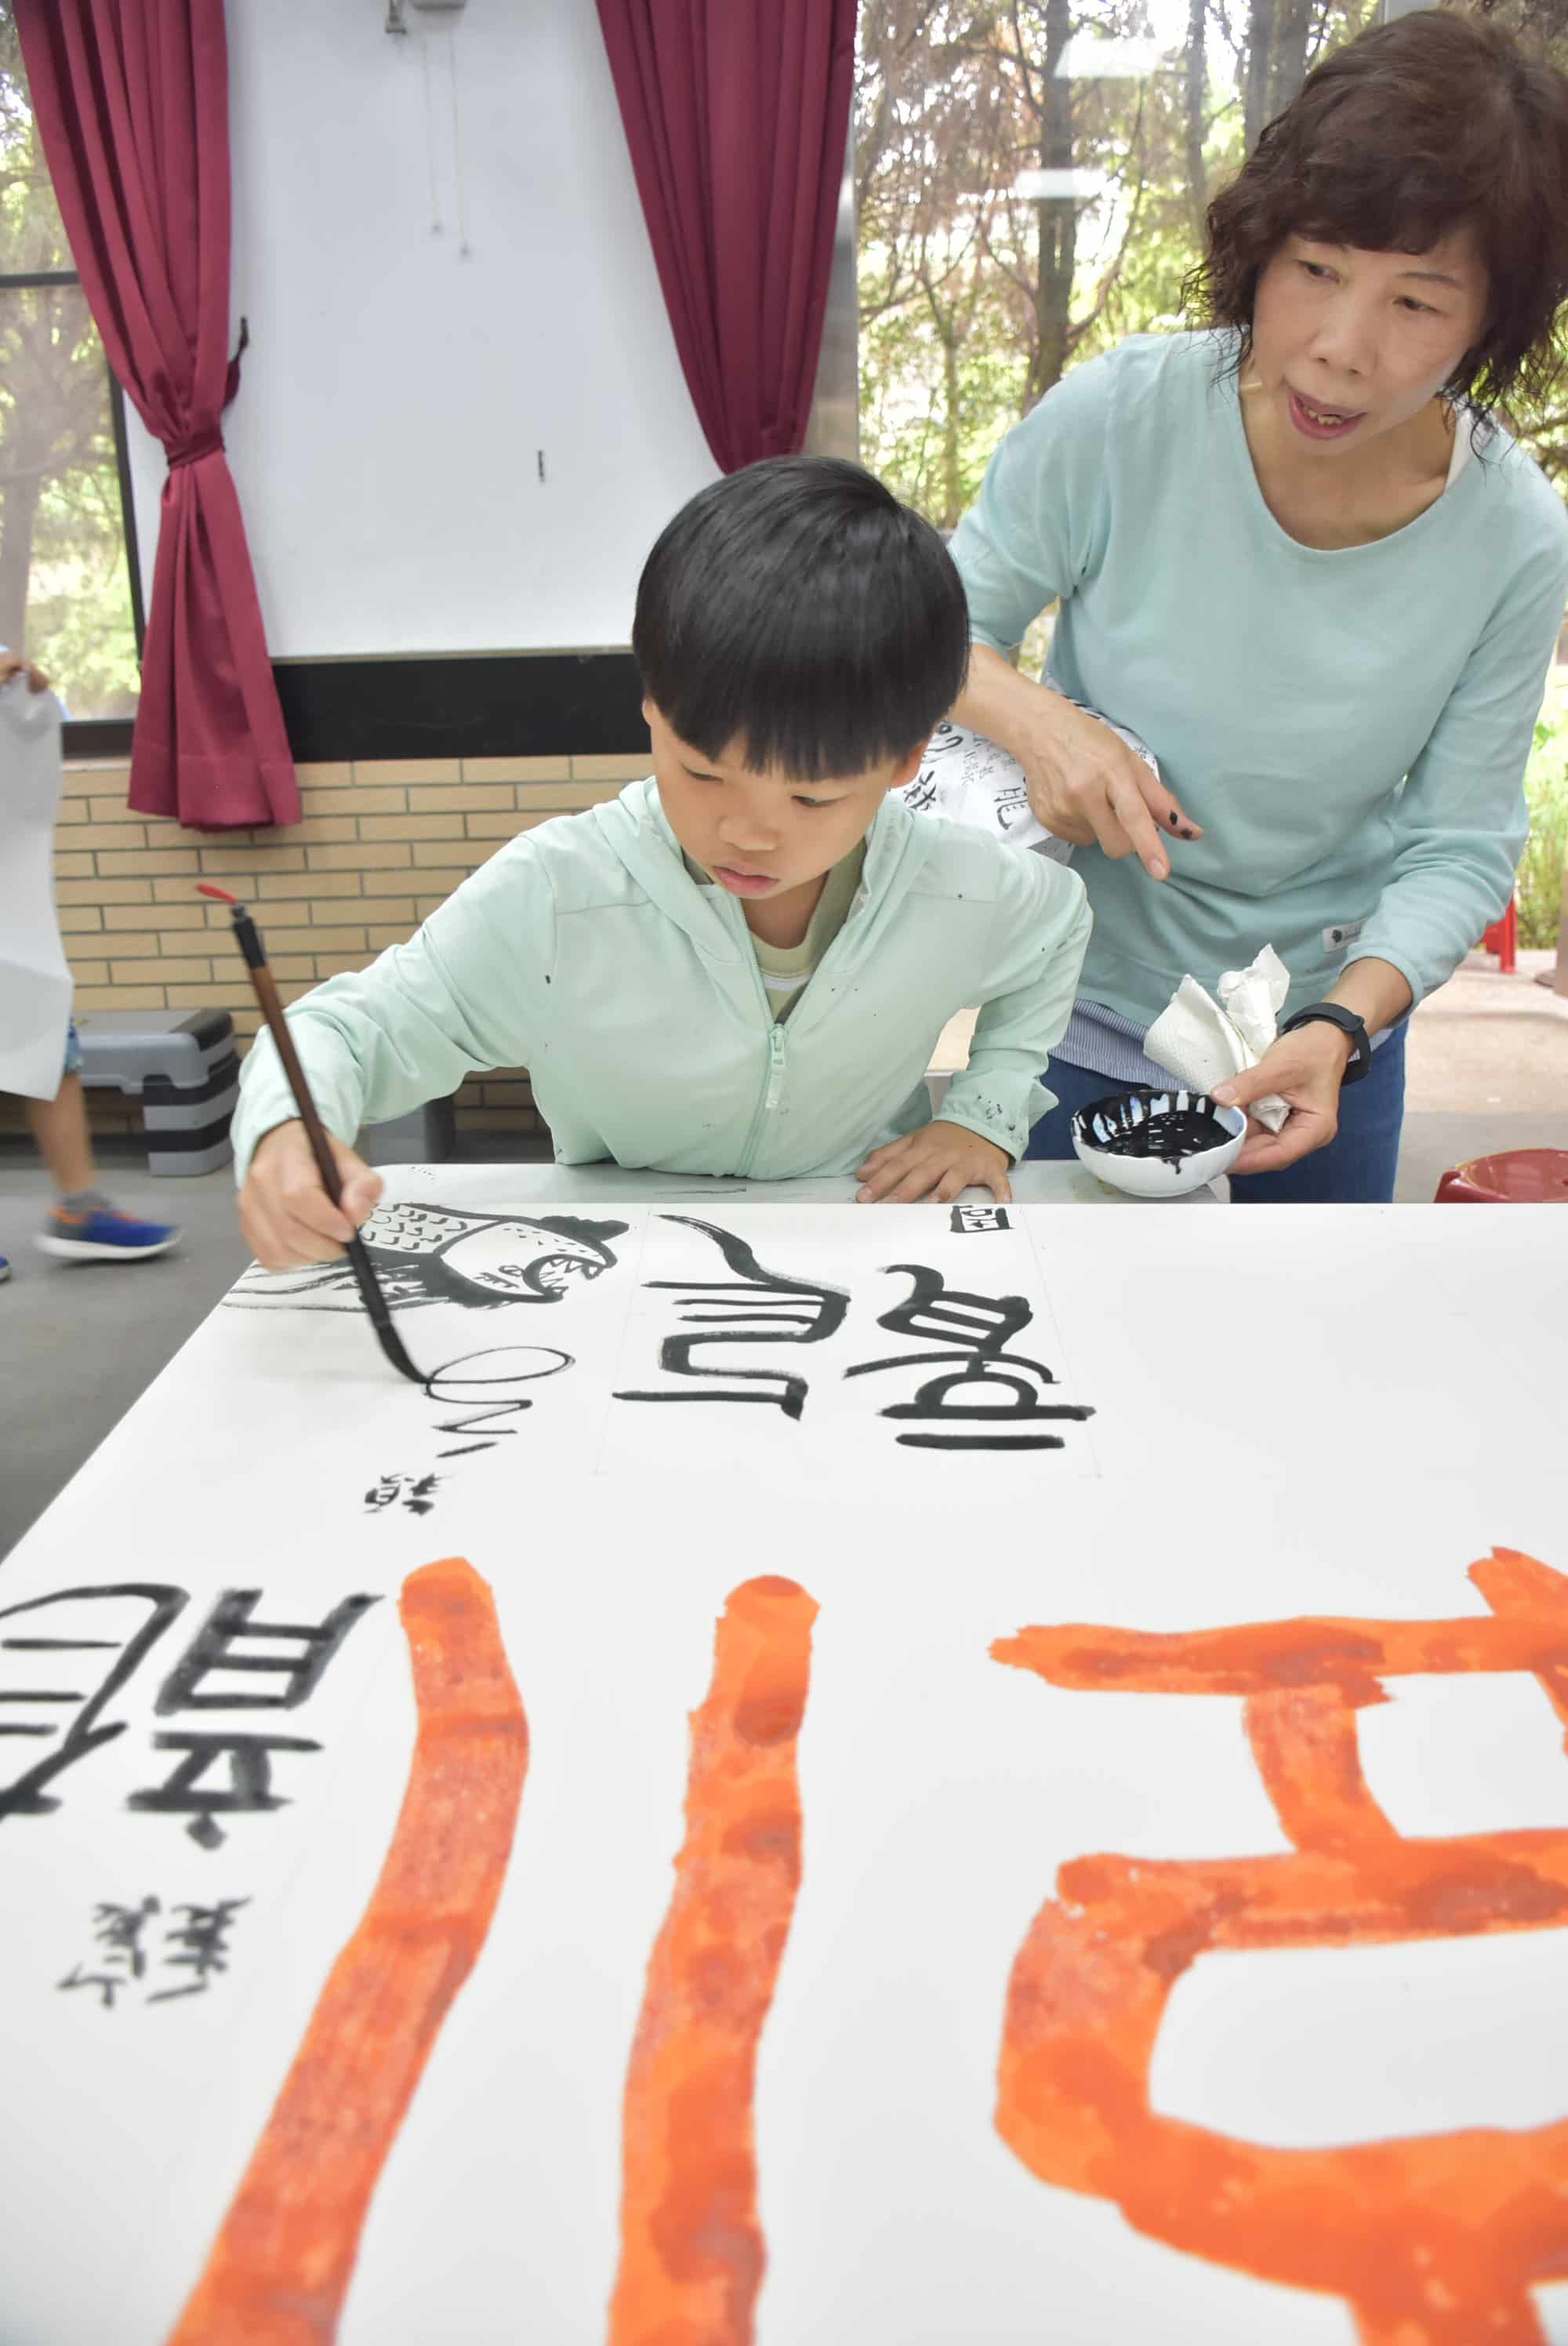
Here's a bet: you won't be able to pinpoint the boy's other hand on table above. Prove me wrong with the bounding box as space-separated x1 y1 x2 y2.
855 1120 1012 1205
240 1119 384 1269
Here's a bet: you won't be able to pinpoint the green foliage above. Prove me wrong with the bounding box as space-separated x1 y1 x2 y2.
0 9 70 274
1519 675 1568 950
0 11 138 713
854 0 1286 520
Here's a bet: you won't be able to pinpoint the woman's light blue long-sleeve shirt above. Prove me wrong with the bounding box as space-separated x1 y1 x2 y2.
948 329 1568 1027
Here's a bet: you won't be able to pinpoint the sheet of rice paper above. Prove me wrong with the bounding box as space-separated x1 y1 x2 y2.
898 704 1161 861
0 672 72 1099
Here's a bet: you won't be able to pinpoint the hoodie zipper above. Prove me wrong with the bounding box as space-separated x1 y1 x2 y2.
715 811 920 1176
737 986 787 1177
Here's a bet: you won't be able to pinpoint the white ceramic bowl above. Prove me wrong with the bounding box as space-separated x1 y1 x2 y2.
1071 1086 1247 1200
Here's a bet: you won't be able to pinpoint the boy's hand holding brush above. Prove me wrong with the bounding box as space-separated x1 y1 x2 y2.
201 885 420 1382
241 1120 383 1273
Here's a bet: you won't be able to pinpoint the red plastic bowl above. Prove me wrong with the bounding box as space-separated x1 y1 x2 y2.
1434 1149 1568 1204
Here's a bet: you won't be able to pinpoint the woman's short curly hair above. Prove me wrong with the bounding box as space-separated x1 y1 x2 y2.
1185 9 1568 422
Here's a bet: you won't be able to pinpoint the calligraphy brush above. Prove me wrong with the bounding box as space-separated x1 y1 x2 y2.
198 884 424 1385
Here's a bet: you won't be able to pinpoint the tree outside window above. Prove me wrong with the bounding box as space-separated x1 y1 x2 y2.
0 5 141 721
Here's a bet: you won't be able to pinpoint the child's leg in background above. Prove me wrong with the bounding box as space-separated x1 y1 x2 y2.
25 1022 180 1266
24 1071 96 1195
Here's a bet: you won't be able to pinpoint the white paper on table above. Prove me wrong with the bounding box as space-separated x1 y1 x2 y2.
0 674 71 1098
4 1180 1568 2344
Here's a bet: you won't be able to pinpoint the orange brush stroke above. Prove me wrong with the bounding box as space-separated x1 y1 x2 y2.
166 1556 528 2346
608 1574 818 2346
992 1547 1568 2345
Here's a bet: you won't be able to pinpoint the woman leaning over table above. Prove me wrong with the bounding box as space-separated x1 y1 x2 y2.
947 8 1568 1200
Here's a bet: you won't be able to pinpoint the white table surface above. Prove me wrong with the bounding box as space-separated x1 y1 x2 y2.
369 1157 1225 1207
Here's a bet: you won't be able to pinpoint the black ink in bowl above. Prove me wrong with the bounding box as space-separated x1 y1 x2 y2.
1070 1086 1247 1198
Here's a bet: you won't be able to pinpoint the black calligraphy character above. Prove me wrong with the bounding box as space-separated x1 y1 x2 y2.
56 1961 128 2010
153 1589 378 1713
56 1892 162 2008
845 1264 1095 1450
615 1216 849 1421
127 1732 323 1850
93 1893 160 1979
1 1585 188 1825
402 1473 440 1517
147 1897 249 2003
950 1203 1011 1233
365 1470 441 1513
901 721 962 819
124 1591 376 1850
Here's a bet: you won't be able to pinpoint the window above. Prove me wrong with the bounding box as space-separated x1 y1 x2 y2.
855 0 1380 536
0 7 142 732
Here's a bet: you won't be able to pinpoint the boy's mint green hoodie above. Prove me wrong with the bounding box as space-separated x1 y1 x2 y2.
232 777 1091 1182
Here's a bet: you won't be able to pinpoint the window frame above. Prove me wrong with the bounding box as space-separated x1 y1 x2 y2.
0 259 144 757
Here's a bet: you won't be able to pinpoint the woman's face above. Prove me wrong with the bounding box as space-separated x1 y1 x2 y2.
1249 229 1489 454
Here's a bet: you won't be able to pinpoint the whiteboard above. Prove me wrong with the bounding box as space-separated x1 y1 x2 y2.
124 3 717 657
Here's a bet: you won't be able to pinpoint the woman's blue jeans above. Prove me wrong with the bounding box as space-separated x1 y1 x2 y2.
1022 1022 1407 1204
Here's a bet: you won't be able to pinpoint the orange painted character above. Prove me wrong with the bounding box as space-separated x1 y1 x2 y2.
993 1546 1568 2346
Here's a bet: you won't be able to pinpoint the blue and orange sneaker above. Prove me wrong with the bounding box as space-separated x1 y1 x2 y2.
37 1205 180 1264
0 1253 9 1283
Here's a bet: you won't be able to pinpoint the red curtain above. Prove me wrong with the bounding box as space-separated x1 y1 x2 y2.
16 0 298 828
595 0 857 474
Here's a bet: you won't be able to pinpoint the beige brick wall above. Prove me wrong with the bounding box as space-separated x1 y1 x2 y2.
10 750 652 1146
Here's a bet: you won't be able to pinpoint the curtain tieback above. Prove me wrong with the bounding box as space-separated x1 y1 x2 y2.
166 426 225 470
166 319 249 470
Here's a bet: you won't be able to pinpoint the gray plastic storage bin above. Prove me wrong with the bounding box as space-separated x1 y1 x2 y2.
74 1008 238 1175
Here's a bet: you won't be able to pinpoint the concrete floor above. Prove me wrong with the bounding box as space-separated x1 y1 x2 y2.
0 1149 249 1560
3 950 1566 1560
0 1107 550 1559
1357 945 1568 1197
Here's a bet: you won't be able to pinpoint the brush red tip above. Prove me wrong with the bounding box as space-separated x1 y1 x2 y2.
197 883 240 903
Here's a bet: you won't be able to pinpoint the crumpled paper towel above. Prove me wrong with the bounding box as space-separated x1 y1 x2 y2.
1144 945 1292 1134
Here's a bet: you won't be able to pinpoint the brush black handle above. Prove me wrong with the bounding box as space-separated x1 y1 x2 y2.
340 1234 426 1385
233 907 425 1385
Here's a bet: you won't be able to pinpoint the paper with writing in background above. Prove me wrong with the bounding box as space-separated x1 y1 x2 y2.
0 674 72 1099
898 707 1162 862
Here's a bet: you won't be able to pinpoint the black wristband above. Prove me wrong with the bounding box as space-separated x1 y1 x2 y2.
1279 1001 1373 1084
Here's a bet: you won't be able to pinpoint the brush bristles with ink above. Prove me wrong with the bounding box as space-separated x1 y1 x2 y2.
198 883 424 1385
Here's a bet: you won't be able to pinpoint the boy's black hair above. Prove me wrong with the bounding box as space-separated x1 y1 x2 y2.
633 456 971 783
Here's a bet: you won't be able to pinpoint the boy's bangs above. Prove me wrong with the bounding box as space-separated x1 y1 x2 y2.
655 630 960 785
